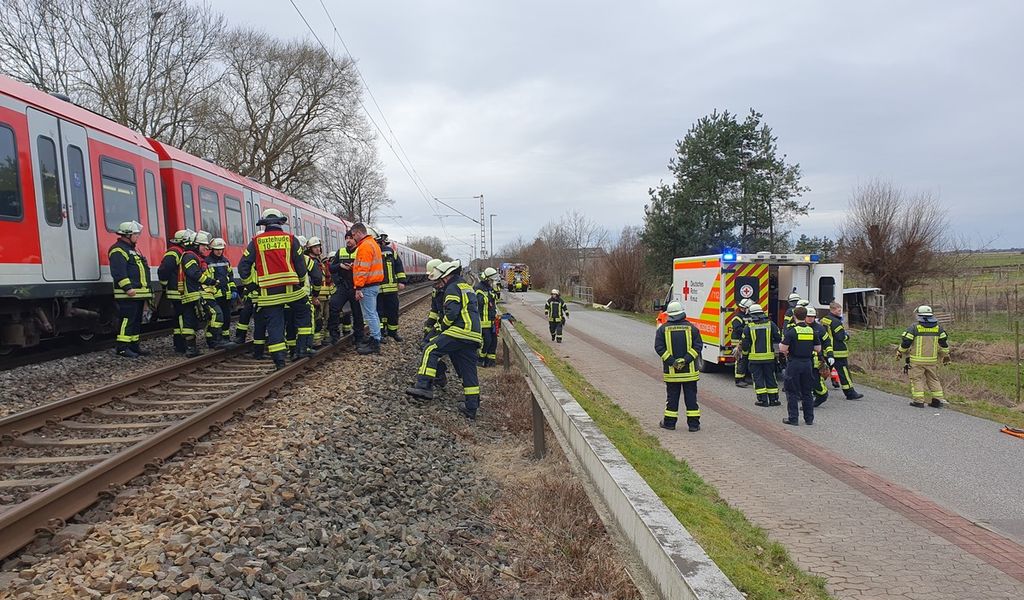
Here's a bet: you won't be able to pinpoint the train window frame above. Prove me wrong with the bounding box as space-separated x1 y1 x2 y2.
0 124 23 221
36 136 64 226
99 156 139 232
181 182 195 231
303 219 313 238
198 186 221 238
314 224 322 244
225 195 244 245
144 170 159 236
66 145 89 230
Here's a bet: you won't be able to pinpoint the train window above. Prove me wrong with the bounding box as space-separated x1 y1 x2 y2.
37 136 63 226
144 170 159 236
225 196 244 245
66 145 89 229
245 199 253 236
0 125 22 220
100 156 138 231
304 220 313 238
181 182 195 230
198 187 221 237
314 224 322 243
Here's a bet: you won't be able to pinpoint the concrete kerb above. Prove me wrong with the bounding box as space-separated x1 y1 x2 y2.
499 323 744 600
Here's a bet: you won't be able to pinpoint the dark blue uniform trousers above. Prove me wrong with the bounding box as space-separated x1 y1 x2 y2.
785 357 816 423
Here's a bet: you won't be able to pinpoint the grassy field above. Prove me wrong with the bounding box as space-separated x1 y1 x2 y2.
513 322 832 600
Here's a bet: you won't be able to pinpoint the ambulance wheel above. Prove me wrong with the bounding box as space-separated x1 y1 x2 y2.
697 355 716 373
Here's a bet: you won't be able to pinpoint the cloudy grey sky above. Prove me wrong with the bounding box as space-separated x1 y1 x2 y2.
219 0 1022 262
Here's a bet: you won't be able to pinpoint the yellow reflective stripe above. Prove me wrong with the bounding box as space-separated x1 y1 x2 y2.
117 277 131 288
664 410 679 418
685 410 701 417
464 386 480 395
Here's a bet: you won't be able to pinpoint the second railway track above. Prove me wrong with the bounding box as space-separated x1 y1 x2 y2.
0 284 433 561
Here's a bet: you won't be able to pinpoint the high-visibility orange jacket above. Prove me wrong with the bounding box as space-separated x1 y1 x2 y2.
352 235 384 290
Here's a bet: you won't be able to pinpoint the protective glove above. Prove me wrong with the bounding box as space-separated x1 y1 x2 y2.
673 358 689 371
903 361 910 375
732 346 742 358
942 355 951 365
827 357 835 367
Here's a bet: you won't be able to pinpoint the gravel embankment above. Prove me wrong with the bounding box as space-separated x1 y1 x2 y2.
0 337 189 418
0 317 639 599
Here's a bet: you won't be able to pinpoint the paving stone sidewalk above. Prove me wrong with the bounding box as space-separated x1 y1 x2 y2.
505 292 1024 599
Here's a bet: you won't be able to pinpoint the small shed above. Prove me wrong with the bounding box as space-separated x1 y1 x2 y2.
843 287 884 326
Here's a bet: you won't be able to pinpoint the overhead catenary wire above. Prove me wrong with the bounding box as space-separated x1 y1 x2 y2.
288 0 453 244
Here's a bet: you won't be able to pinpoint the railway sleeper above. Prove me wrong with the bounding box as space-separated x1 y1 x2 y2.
58 420 172 431
0 455 106 466
12 434 149 447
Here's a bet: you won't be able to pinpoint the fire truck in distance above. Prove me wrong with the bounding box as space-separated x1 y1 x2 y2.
658 251 844 371
500 262 530 292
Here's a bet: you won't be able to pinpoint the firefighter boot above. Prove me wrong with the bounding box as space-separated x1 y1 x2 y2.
129 342 151 356
272 351 287 371
185 336 202 358
687 419 701 432
173 334 186 354
845 389 864 400
659 419 676 430
298 335 317 359
929 399 943 408
116 344 140 359
405 379 434 400
357 337 381 355
389 330 403 342
233 330 247 345
457 397 478 420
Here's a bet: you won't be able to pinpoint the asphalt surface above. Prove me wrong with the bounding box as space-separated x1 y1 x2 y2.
505 291 1024 545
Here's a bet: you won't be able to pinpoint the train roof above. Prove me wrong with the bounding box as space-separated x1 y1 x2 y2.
0 74 153 151
146 139 246 189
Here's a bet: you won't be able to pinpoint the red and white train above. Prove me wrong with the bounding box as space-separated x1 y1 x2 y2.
0 74 432 353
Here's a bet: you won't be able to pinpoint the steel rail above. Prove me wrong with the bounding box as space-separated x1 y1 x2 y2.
0 325 178 372
0 284 433 560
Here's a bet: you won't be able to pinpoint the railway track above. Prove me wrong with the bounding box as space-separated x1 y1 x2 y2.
0 323 176 372
0 284 433 560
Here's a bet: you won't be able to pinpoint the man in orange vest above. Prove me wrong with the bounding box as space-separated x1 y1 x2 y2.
351 222 385 355
237 208 308 370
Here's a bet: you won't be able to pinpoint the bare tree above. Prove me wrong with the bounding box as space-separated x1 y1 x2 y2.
406 236 450 261
0 0 225 147
559 209 608 285
594 227 652 311
0 0 80 94
839 180 949 304
314 139 392 223
205 28 362 196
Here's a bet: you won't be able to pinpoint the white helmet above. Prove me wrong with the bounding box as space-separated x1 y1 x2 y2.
439 259 461 278
305 236 322 249
260 208 286 222
295 235 307 248
916 305 934 317
428 261 448 281
482 267 498 280
551 289 560 296
738 298 753 310
748 303 765 314
666 301 685 317
116 220 143 236
788 293 802 302
209 237 226 250
173 229 191 244
193 231 211 246
797 299 810 307
805 307 817 318
426 258 443 273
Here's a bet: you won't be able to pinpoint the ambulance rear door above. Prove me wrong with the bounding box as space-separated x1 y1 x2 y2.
809 263 844 313
672 255 724 366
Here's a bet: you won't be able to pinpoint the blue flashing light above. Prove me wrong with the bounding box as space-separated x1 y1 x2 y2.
722 249 737 261
810 253 820 262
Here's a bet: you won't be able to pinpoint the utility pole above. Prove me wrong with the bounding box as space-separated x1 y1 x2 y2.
474 194 486 260
489 213 496 258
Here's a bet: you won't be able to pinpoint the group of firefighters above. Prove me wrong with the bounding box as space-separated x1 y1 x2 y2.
654 293 952 430
107 210 504 421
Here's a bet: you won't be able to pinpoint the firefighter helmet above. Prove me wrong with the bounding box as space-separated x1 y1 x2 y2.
426 258 443 273
748 303 765 314
739 298 753 310
428 261 448 281
305 236 322 249
805 307 817 318
788 293 802 302
666 301 685 317
916 305 934 317
295 235 307 249
209 237 226 250
116 221 143 236
551 289 560 296
172 229 191 244
439 260 461 278
797 299 810 307
482 267 498 280
260 208 285 221
193 231 211 246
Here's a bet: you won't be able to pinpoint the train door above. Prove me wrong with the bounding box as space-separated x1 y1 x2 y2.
27 109 100 281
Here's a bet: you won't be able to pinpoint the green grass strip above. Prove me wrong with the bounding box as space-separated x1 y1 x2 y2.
513 322 832 600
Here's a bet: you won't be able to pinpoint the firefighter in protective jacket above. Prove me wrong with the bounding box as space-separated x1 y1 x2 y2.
731 298 754 387
109 221 152 358
475 267 499 366
654 301 703 432
545 289 568 342
158 229 192 353
742 303 782 407
897 305 951 408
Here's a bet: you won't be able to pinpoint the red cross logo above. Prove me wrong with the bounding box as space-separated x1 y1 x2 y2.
682 280 690 300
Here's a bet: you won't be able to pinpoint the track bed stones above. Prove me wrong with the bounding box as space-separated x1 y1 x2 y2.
1 307 638 599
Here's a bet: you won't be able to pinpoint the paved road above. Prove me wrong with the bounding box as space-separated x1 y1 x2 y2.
502 291 1024 599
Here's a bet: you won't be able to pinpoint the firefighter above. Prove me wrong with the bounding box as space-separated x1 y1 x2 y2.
233 268 259 345
897 305 951 408
806 307 833 407
308 237 333 347
376 232 406 342
780 306 822 426
820 301 864 400
301 236 326 351
741 303 782 407
475 267 499 367
282 235 317 360
654 301 703 432
193 231 225 350
405 260 483 419
178 231 212 357
237 208 308 370
327 230 363 345
783 292 801 329
731 298 754 387
351 223 385 354
205 237 236 349
158 229 192 353
108 221 152 358
421 259 451 389
545 289 568 343
284 235 308 357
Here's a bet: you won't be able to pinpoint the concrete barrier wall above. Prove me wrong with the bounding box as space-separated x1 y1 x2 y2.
500 323 744 600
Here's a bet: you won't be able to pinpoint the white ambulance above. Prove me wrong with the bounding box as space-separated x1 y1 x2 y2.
662 251 844 371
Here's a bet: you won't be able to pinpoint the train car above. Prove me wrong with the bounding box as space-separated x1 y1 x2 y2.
0 74 432 352
1 75 167 352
